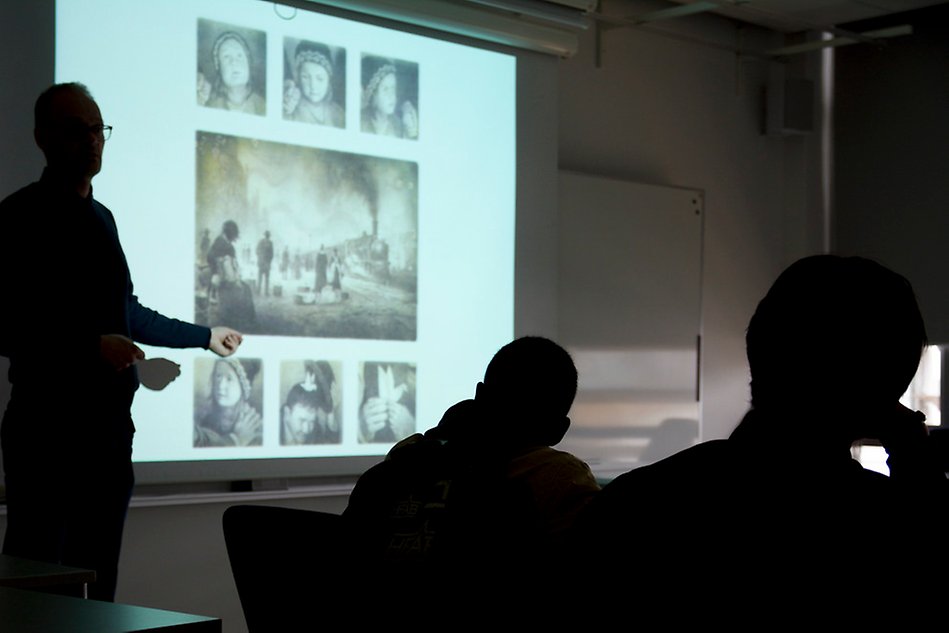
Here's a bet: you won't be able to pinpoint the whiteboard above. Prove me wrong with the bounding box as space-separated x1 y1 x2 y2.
556 171 703 478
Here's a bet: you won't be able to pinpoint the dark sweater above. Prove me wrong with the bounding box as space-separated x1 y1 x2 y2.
0 170 209 424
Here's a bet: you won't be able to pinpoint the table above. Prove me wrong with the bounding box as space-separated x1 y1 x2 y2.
0 586 221 632
0 554 95 593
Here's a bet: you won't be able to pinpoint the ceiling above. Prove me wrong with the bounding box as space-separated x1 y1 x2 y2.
669 0 949 32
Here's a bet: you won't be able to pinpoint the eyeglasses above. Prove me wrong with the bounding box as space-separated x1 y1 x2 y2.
89 124 112 140
56 123 113 140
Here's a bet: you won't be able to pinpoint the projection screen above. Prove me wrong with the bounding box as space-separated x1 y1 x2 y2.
53 0 517 482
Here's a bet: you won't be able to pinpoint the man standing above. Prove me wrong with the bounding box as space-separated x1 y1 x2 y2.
0 83 243 601
256 230 273 297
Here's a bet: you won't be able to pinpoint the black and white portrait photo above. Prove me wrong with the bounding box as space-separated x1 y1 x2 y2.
194 131 419 340
197 19 267 116
279 360 342 445
193 357 264 447
358 361 416 444
283 38 346 128
360 55 419 140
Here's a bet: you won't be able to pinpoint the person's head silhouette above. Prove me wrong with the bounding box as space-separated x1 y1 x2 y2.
745 255 926 444
223 220 239 241
473 336 578 447
34 83 106 197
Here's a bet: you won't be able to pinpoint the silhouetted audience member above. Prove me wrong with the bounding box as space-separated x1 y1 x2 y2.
344 336 600 599
572 255 946 604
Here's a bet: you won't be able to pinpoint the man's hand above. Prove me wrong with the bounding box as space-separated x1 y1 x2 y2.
100 334 145 371
873 402 943 483
137 358 181 391
209 327 243 357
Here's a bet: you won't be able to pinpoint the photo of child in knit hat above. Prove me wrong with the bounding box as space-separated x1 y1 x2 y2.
193 357 264 447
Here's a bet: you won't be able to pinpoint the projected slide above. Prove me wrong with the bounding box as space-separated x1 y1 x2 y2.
56 0 515 466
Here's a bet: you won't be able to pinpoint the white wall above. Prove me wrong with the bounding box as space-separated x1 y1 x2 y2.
557 6 826 440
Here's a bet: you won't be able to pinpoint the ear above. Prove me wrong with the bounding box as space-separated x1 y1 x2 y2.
474 381 485 402
34 127 48 155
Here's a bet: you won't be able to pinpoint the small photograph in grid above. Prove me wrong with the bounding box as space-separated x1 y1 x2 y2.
279 359 342 445
193 357 263 447
283 37 346 128
360 55 418 140
358 361 416 443
197 19 267 116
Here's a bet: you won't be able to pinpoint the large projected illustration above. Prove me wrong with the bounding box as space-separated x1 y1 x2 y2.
55 0 515 472
194 132 418 339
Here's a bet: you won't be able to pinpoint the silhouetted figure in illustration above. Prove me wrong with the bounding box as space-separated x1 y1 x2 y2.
0 83 242 601
280 246 289 280
256 230 273 297
345 337 600 603
292 251 302 280
314 245 328 294
329 249 342 292
207 220 257 331
573 255 946 604
198 228 211 263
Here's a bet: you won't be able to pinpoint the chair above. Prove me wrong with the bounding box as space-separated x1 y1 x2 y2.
222 504 351 632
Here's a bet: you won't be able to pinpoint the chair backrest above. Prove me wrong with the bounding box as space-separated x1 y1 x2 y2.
222 504 350 632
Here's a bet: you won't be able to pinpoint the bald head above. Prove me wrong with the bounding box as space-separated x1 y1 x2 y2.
34 83 105 192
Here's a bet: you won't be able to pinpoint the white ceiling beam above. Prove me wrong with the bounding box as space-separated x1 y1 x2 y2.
766 24 913 56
